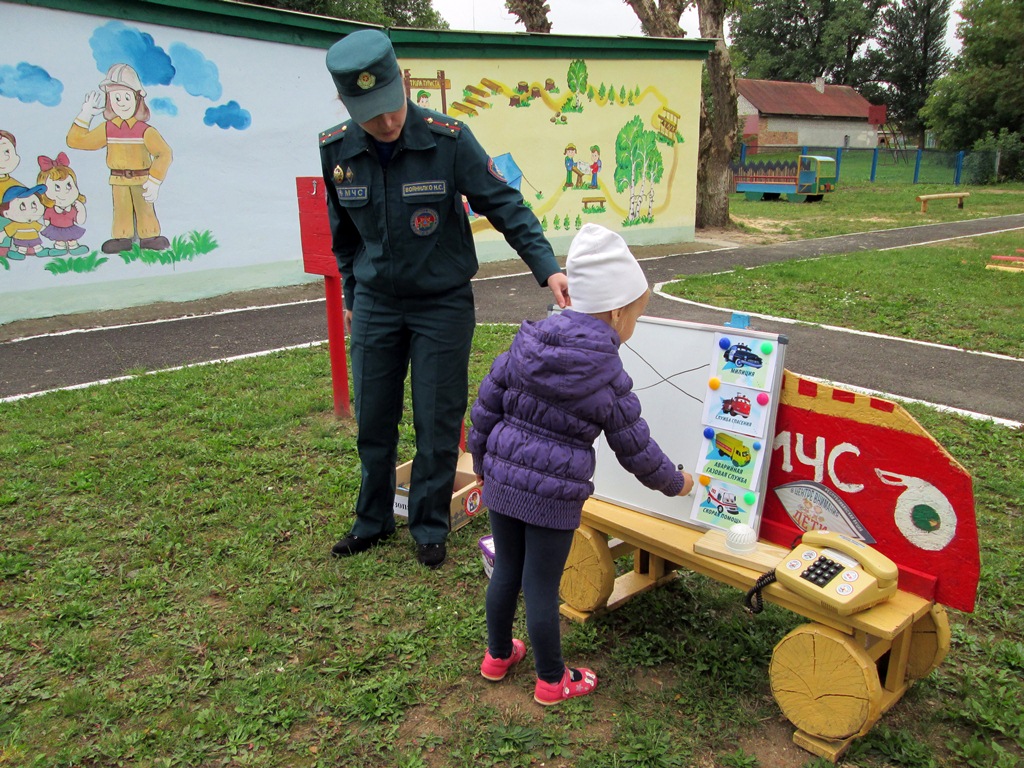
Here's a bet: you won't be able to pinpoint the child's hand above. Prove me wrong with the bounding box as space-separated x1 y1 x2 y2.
475 474 484 486
677 471 694 497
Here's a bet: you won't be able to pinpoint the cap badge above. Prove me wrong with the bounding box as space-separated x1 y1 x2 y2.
356 72 376 90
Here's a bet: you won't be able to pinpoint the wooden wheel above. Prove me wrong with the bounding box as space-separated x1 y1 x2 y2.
907 603 951 680
770 624 883 741
559 525 615 613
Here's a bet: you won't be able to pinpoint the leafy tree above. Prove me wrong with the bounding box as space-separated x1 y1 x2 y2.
729 0 887 87
243 0 449 28
566 60 589 110
505 0 552 32
921 0 1024 149
872 0 952 146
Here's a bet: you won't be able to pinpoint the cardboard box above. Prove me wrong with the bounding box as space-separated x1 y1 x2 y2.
393 451 485 533
478 534 495 578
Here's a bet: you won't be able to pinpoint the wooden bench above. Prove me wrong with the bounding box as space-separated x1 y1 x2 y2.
582 196 606 208
560 498 950 763
916 191 969 213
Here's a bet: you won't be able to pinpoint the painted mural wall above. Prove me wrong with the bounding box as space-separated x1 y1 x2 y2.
396 57 702 255
1 1 706 325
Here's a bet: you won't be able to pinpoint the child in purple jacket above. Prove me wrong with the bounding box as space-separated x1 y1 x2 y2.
468 223 694 705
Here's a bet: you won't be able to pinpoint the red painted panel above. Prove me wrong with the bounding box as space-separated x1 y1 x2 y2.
764 403 979 612
296 177 338 277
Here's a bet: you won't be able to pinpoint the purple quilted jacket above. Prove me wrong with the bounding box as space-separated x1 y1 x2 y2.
468 310 686 530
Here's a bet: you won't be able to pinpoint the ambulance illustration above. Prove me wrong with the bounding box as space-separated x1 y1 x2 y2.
707 485 740 515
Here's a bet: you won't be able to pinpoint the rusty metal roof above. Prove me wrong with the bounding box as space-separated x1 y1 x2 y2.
737 78 871 119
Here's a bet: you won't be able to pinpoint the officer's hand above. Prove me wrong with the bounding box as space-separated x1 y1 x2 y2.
547 272 569 308
344 309 353 335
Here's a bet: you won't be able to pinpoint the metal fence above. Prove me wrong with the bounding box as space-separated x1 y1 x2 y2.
737 144 967 185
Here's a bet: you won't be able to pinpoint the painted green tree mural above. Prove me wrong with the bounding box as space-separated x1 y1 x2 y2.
614 116 665 224
566 59 589 110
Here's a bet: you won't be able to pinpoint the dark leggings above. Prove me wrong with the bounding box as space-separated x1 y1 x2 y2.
486 510 575 684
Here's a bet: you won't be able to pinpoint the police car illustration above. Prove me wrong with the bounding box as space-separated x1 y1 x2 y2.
724 343 763 369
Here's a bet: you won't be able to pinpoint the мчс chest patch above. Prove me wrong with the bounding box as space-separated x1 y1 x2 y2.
336 185 368 202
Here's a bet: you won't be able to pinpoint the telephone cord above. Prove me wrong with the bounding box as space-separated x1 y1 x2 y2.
744 570 778 615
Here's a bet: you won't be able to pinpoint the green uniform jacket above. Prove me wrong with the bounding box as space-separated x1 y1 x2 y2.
319 101 559 310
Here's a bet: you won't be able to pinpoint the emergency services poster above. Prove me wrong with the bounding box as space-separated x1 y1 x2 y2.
712 332 779 391
701 381 770 437
692 478 758 530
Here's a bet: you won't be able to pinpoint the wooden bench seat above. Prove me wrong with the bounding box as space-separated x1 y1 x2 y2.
916 192 969 213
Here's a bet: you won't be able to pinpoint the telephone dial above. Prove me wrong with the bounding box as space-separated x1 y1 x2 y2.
745 530 898 616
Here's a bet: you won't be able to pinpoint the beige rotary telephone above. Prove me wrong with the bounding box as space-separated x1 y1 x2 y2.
774 530 898 615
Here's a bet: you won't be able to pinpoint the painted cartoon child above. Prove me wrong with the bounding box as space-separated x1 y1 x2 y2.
417 90 431 107
0 130 25 257
1 185 47 260
563 143 577 188
37 152 89 256
66 63 172 254
589 145 602 189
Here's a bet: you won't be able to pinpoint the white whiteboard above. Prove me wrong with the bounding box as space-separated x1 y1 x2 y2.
591 315 787 533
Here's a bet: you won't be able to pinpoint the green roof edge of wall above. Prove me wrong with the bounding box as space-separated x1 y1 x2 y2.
2 0 716 58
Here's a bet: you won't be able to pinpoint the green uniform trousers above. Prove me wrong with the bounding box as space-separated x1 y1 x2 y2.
348 282 476 545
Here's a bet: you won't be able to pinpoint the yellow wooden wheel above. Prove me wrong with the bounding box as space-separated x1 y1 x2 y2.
559 525 615 613
770 623 883 741
907 603 951 680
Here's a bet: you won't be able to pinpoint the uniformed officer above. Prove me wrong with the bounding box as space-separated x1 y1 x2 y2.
321 30 569 568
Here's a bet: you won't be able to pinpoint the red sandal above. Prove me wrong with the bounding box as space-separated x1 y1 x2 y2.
480 639 527 681
534 666 598 705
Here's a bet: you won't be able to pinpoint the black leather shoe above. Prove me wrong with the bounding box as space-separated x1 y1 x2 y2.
331 530 393 557
417 542 447 569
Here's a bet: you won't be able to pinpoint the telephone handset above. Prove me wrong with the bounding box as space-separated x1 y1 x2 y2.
774 530 898 616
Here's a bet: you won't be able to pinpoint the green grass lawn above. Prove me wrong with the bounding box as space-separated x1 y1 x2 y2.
1 325 1022 767
2 183 1023 767
662 231 1024 358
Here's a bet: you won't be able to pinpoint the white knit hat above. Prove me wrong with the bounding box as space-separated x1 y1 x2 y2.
567 224 649 313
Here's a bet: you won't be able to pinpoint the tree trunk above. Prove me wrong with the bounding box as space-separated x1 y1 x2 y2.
694 0 737 229
505 0 553 33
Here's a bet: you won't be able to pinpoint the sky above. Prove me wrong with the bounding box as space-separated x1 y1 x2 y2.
430 0 964 53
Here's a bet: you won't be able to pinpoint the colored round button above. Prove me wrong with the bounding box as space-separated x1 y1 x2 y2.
719 337 731 350
708 377 721 390
752 441 762 452
704 427 715 439
699 474 711 486
757 392 770 406
760 341 774 355
743 492 757 505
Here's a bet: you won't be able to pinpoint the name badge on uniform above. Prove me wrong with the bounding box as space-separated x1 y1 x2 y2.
336 185 368 201
402 180 447 198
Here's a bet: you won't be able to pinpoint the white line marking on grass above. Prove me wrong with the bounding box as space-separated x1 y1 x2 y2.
4 299 326 344
797 374 1022 429
653 286 1024 364
877 225 1024 251
0 341 328 403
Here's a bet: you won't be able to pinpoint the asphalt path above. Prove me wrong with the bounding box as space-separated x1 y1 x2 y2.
2 213 1023 424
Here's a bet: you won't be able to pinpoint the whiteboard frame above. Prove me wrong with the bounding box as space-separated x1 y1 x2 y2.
590 314 787 535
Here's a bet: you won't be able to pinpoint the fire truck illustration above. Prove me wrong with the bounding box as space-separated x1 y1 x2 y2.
721 393 751 418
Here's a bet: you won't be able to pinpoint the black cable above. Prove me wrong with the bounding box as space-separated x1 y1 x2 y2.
744 570 778 615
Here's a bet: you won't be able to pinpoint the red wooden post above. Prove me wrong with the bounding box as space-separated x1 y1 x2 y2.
296 177 351 418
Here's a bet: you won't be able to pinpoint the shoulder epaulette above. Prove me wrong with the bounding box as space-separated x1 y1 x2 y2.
424 115 462 136
319 122 350 146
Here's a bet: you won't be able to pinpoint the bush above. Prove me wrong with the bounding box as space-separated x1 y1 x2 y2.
965 130 1024 184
